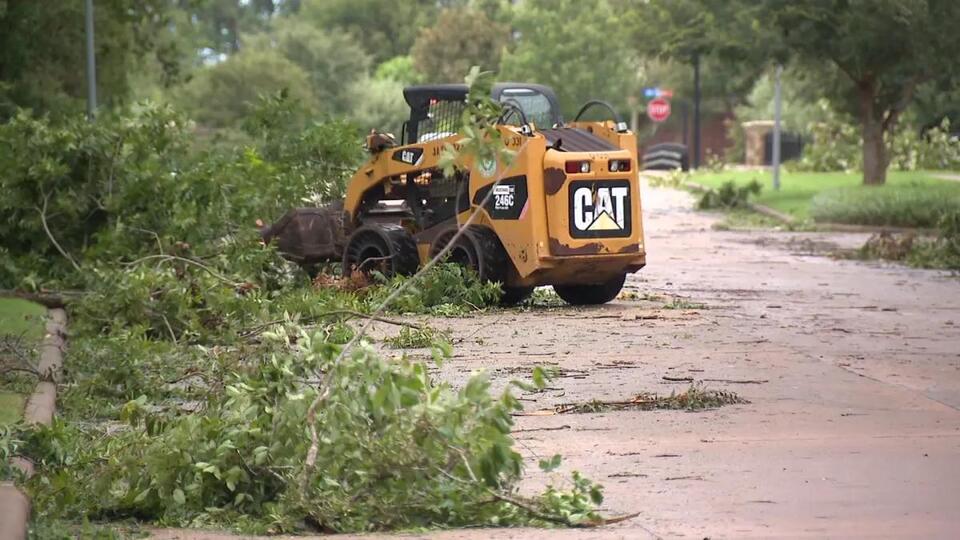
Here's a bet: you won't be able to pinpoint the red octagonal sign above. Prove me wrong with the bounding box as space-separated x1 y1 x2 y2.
647 97 671 123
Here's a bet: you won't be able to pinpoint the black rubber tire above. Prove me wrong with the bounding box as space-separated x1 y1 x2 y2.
500 286 535 305
432 226 509 284
342 223 419 278
553 274 626 305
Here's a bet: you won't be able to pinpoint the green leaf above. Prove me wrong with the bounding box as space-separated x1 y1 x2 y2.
539 454 562 472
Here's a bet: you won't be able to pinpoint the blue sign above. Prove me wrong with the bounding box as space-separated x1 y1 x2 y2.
643 87 659 98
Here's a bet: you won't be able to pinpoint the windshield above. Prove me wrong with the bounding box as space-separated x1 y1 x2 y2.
498 88 558 128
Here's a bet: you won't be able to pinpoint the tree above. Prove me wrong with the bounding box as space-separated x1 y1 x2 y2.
300 0 438 64
374 56 423 86
500 0 639 117
346 77 409 133
0 0 182 117
178 0 286 58
177 49 315 128
249 19 371 115
411 8 510 83
762 0 960 184
636 0 960 185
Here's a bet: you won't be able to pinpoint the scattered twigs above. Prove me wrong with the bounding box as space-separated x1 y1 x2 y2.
662 375 768 384
557 386 748 414
701 378 768 384
0 334 40 377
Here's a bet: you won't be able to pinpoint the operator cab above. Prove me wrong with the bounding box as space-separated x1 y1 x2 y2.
401 83 564 144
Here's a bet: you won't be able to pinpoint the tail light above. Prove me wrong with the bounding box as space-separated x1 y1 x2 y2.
609 159 631 172
565 160 591 174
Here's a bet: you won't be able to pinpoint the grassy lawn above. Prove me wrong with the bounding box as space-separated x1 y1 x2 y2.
0 391 25 425
690 169 960 226
0 298 47 425
0 298 47 339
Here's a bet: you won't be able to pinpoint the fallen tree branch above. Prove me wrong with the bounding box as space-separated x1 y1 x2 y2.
701 378 768 384
301 138 534 488
38 193 81 272
318 310 424 330
241 310 423 338
436 452 644 529
123 254 244 288
0 289 84 308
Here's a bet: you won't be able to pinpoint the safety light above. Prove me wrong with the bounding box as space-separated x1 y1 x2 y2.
565 160 590 174
608 159 631 172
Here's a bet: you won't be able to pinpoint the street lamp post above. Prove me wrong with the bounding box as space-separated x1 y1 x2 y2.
772 64 783 191
85 0 97 119
692 52 701 169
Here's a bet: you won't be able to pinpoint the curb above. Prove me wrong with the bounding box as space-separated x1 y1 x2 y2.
812 222 938 236
680 181 943 235
0 308 66 540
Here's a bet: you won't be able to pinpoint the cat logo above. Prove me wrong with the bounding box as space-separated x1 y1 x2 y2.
392 147 424 166
568 180 632 238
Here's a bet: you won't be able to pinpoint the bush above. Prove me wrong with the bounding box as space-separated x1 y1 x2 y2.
791 120 861 172
0 98 360 289
889 118 960 171
909 210 960 270
697 179 762 210
810 184 960 228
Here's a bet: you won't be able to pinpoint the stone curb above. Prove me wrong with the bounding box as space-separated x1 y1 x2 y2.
681 180 943 235
0 308 66 540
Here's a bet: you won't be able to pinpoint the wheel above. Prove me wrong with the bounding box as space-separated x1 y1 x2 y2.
553 274 626 305
431 226 508 284
342 223 419 278
500 286 535 305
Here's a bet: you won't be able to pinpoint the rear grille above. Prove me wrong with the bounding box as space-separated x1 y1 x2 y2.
539 128 619 152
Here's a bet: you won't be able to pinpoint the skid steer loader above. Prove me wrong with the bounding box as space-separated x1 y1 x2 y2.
262 83 646 305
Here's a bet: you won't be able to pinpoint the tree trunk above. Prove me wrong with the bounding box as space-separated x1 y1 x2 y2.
862 118 887 185
858 82 887 185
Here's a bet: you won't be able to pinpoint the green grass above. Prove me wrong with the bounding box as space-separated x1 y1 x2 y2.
690 170 960 226
0 298 46 425
0 391 25 425
0 298 47 339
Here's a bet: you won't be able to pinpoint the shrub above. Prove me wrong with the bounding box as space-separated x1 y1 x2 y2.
791 120 861 172
697 179 762 210
810 184 960 228
0 98 360 289
908 210 960 270
889 118 960 172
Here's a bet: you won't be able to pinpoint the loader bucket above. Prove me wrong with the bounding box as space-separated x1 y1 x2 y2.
260 201 346 264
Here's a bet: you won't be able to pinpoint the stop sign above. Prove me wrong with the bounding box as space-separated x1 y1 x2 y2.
647 97 671 123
